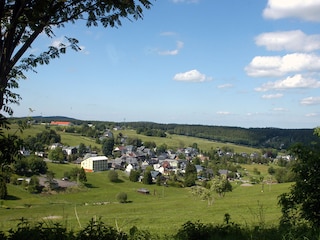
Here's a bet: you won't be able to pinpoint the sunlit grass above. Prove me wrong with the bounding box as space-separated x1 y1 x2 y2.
0 162 290 236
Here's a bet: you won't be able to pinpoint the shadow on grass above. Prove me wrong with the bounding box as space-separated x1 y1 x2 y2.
84 183 97 188
112 179 124 183
4 195 21 200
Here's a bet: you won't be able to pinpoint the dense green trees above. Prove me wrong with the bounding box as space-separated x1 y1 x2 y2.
14 155 47 176
48 147 65 163
24 129 61 151
279 141 320 227
0 173 7 199
184 162 197 187
123 122 320 149
64 167 87 183
102 138 114 157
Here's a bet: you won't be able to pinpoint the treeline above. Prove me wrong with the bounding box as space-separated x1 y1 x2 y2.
20 117 320 149
124 122 319 149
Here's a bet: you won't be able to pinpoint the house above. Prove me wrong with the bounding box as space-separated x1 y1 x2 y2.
125 163 139 173
218 169 231 177
195 165 203 173
49 143 63 150
63 146 77 156
81 156 108 172
50 121 72 126
150 171 161 181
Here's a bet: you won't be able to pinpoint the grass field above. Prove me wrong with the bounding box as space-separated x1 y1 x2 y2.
1 123 284 236
6 124 260 154
0 162 291 236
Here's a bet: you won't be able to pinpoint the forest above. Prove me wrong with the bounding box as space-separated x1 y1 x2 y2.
27 116 320 150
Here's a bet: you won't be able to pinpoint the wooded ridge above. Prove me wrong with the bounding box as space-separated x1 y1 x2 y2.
20 116 319 150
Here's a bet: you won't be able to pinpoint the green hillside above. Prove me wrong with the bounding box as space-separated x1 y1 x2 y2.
0 162 290 236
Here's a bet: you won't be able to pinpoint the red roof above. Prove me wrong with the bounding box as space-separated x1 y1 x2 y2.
50 121 71 126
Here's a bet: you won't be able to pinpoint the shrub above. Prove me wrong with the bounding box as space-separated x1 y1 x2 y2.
108 170 119 182
116 192 127 203
129 170 140 182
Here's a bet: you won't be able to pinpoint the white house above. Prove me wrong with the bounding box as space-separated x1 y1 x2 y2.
81 156 108 172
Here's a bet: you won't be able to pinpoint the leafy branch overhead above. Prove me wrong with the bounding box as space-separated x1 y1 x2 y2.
0 0 152 115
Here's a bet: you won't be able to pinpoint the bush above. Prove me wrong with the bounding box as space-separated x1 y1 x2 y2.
129 170 140 182
108 170 119 182
116 192 127 203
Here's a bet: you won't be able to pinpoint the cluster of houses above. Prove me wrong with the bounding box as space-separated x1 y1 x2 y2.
79 145 205 178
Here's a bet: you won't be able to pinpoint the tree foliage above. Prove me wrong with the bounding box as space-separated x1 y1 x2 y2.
142 170 152 185
64 167 87 183
102 138 114 157
0 0 152 115
48 147 65 163
108 170 118 182
116 192 128 203
184 162 197 187
129 170 140 182
211 175 232 197
279 142 320 227
0 173 7 199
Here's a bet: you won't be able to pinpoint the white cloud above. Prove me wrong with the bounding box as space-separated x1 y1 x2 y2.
217 83 233 89
158 41 184 56
300 96 320 105
79 45 90 55
217 111 231 115
262 93 284 99
263 0 320 22
52 37 66 48
245 53 320 77
273 107 287 111
173 69 212 82
255 74 320 92
160 32 177 36
306 113 319 117
255 30 320 52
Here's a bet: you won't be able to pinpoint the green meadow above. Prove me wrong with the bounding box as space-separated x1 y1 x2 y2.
1 123 288 236
0 162 291 235
7 123 260 154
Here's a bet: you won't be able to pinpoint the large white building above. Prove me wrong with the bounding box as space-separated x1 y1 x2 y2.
81 156 108 172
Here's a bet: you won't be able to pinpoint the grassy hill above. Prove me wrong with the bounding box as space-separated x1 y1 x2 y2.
0 162 290 236
7 123 260 154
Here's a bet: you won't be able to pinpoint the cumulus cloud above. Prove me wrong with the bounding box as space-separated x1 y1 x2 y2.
300 96 320 105
255 74 320 92
262 93 284 99
173 69 212 82
245 53 320 77
263 0 320 22
255 30 320 52
158 41 184 56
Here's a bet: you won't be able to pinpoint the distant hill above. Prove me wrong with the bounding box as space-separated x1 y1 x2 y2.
123 122 320 150
13 116 320 149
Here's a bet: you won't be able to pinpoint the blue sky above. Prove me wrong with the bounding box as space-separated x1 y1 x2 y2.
12 0 320 129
